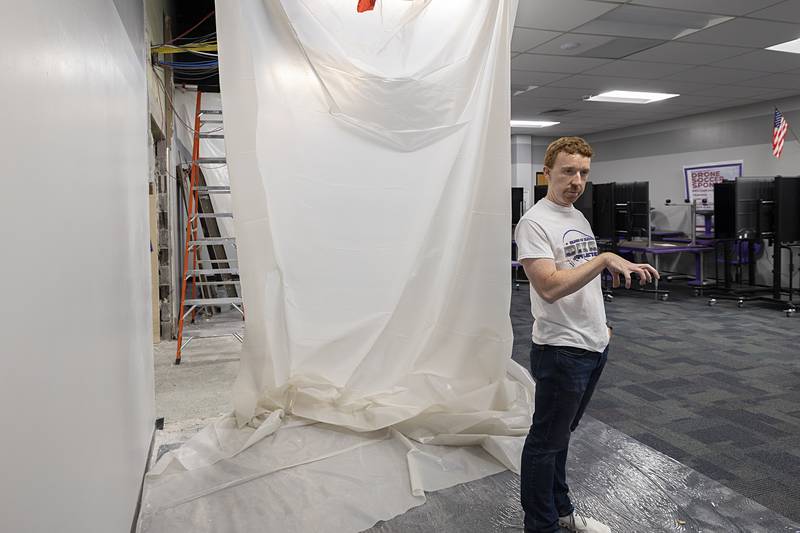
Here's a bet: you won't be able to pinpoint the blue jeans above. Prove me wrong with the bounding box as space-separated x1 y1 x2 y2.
521 342 609 533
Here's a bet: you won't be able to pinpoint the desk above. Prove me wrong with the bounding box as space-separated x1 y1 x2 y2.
616 240 714 298
651 230 686 239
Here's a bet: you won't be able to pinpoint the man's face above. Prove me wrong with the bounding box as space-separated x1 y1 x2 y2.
544 151 590 207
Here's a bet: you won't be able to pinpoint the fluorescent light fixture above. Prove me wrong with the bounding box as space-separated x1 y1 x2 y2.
767 37 800 54
510 120 560 128
585 90 679 104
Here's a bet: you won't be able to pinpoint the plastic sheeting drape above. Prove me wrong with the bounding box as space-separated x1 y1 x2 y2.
139 1 530 531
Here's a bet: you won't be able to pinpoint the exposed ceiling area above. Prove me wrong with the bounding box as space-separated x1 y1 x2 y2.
511 0 800 136
171 0 218 91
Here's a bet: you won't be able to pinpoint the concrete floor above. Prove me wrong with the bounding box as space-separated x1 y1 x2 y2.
152 310 242 462
150 306 800 532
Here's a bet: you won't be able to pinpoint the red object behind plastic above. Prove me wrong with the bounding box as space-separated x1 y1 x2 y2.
357 0 377 12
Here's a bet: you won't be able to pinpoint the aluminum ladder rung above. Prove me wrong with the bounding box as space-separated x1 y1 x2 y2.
199 133 224 139
189 237 235 245
195 157 226 165
192 212 233 218
187 268 239 276
194 186 230 194
179 331 244 352
195 258 239 264
200 119 223 124
199 109 223 115
184 297 242 306
193 280 240 286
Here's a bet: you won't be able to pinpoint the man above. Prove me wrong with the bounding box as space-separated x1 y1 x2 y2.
515 137 659 533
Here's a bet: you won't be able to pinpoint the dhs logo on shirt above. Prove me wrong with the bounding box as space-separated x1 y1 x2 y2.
562 230 598 267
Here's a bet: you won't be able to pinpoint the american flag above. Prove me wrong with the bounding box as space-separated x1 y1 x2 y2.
773 108 789 158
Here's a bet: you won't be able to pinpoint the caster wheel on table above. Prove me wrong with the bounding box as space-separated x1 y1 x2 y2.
786 308 796 317
693 288 701 297
604 294 614 302
659 294 669 301
737 300 744 308
708 298 717 306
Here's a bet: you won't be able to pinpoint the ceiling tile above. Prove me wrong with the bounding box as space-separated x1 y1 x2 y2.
712 49 800 72
530 33 616 56
747 0 800 23
577 37 667 59
766 88 800 99
528 33 665 60
662 66 764 84
691 84 781 98
511 28 561 53
629 0 784 16
512 98 579 112
511 53 612 73
666 94 749 107
582 60 694 79
515 0 619 31
548 74 713 95
518 86 593 100
624 42 750 64
679 18 800 48
511 70 571 86
734 72 800 90
573 5 733 40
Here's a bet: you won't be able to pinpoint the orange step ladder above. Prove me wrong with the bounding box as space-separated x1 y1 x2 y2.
175 91 243 364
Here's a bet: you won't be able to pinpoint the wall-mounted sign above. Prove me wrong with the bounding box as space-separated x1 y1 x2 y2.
683 160 743 210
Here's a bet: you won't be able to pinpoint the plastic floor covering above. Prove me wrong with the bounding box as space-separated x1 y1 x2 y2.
150 413 799 533
366 415 799 533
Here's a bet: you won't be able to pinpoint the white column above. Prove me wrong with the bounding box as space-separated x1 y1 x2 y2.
511 134 533 209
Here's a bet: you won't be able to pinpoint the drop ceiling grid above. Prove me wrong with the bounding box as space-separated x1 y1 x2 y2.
510 0 800 135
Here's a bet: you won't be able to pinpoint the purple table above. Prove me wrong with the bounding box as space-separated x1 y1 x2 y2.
616 240 714 296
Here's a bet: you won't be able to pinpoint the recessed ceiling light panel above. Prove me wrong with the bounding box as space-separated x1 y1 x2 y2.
585 90 679 104
510 120 560 128
767 37 800 54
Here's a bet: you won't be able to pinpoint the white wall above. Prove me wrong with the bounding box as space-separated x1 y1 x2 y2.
586 97 800 285
0 1 155 532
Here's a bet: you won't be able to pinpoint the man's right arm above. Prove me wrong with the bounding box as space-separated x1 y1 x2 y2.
521 252 659 304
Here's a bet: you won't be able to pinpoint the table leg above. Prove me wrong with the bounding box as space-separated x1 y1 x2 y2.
655 254 660 299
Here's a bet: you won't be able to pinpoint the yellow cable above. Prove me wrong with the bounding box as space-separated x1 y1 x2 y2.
151 43 218 54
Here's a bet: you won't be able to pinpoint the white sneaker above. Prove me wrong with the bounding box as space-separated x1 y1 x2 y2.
558 511 611 533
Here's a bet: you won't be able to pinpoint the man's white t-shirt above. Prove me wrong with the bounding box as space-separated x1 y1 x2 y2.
514 197 609 353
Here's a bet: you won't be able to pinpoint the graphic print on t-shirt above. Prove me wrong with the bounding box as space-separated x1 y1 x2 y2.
562 229 598 267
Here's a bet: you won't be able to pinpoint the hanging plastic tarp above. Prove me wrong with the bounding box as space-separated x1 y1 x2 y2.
139 1 526 531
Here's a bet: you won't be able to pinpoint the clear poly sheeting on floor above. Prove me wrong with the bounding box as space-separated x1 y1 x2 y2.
139 1 531 531
367 417 800 533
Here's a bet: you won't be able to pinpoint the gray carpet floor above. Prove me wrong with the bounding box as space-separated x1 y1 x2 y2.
510 280 800 523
